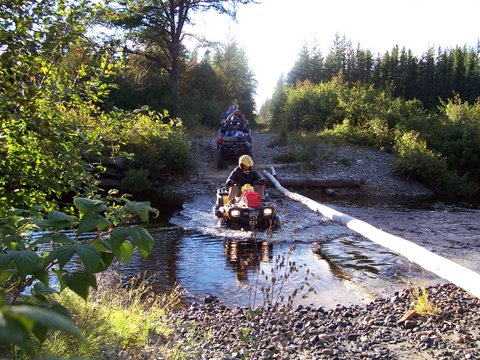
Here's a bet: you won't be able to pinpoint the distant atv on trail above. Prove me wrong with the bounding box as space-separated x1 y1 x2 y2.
216 105 252 169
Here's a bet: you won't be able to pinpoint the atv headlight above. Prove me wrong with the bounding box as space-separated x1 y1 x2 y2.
229 209 241 218
262 207 274 216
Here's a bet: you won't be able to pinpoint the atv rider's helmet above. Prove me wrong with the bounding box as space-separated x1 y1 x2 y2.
239 154 253 173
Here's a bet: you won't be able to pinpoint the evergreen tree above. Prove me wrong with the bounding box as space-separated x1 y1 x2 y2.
211 41 257 121
324 33 351 79
287 43 312 85
418 48 436 108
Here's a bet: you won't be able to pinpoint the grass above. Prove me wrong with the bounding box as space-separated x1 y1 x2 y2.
32 273 182 359
411 287 437 316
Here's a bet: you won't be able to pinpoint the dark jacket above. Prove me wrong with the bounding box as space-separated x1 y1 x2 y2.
226 166 262 188
226 112 248 130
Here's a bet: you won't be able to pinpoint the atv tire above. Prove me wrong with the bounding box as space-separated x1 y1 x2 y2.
216 151 224 169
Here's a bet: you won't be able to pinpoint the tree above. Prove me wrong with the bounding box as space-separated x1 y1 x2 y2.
0 1 163 355
100 0 258 84
0 0 111 212
324 33 351 79
287 43 312 85
211 41 257 120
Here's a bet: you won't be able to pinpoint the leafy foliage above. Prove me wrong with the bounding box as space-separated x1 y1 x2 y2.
0 196 158 355
0 0 118 213
269 78 480 198
108 108 193 180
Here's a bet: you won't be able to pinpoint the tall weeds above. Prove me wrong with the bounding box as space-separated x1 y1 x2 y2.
35 273 181 359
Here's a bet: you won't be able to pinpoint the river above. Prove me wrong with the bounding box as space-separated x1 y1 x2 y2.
120 190 480 309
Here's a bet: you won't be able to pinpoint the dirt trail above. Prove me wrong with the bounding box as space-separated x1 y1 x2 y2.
190 132 433 198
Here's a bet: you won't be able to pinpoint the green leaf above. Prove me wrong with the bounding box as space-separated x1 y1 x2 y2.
0 254 12 270
0 271 14 283
123 201 159 222
129 227 154 258
98 251 115 272
46 245 75 269
52 232 75 245
78 212 110 233
74 197 107 214
29 234 55 247
33 269 49 286
110 226 130 243
61 271 96 300
32 322 48 343
47 211 75 229
74 244 101 274
12 251 40 277
6 305 81 338
32 282 58 296
108 226 130 255
119 241 134 264
0 314 33 353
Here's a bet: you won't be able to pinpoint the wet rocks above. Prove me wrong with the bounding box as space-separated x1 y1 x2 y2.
160 283 479 359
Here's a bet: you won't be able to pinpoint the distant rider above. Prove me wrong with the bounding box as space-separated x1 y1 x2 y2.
226 155 265 203
225 106 249 131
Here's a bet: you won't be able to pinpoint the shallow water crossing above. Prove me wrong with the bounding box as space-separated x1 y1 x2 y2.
121 191 480 309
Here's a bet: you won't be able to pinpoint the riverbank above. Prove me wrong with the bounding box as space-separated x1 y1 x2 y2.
158 283 479 360
186 132 434 199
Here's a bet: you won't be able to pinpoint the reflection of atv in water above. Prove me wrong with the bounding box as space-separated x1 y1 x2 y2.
214 187 280 231
224 239 272 280
216 128 252 169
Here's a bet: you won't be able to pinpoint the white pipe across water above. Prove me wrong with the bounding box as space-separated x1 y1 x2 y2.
263 170 480 299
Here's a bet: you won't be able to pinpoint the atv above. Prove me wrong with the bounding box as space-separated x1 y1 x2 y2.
216 128 252 169
214 187 280 231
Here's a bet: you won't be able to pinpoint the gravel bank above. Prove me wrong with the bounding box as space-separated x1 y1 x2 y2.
161 283 479 359
189 132 434 198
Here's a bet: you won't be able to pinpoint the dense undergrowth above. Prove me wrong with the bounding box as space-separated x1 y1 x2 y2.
0 1 191 357
267 78 480 200
39 275 181 360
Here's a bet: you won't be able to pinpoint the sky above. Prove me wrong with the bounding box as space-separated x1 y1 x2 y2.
188 0 480 108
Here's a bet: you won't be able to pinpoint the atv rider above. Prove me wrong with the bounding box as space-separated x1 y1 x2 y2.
226 155 265 203
223 106 251 141
226 106 249 131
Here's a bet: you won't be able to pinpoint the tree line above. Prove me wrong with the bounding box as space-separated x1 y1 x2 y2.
286 34 480 110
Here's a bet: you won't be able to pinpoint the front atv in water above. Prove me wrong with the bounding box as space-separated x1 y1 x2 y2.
214 188 280 231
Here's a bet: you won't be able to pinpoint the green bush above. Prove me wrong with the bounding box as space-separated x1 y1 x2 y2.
121 168 152 193
279 80 343 132
393 131 478 197
269 79 480 198
106 108 193 182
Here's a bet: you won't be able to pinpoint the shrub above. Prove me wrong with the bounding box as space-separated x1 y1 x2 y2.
393 131 478 197
121 168 152 193
37 275 181 358
110 108 194 182
280 81 343 132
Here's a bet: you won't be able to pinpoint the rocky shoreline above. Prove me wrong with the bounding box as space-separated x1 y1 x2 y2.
160 283 479 359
